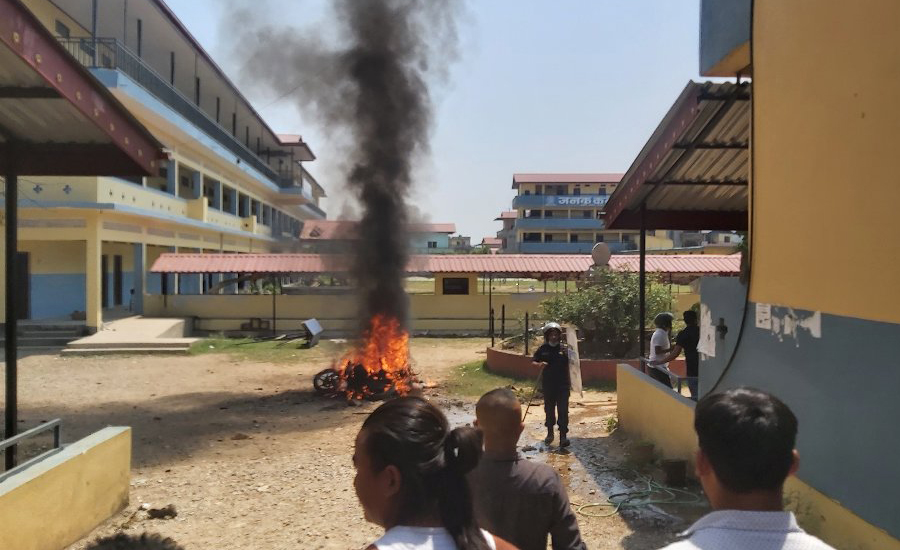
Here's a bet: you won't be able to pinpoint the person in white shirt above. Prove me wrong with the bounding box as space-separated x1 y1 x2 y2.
647 312 675 388
660 387 835 550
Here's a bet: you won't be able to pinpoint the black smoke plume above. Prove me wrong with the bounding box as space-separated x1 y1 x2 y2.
226 0 461 331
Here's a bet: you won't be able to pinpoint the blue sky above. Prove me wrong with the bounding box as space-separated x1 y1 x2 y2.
166 0 703 240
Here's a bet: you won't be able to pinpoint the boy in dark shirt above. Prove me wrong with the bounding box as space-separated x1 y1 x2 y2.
651 310 701 399
532 322 571 447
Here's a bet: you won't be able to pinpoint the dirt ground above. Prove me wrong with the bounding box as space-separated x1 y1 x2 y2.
1 338 706 549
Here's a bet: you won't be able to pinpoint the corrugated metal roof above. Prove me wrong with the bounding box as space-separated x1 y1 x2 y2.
300 221 456 239
0 0 164 175
151 253 740 277
604 81 749 230
512 173 623 188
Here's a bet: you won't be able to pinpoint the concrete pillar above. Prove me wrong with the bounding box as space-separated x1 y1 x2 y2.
85 221 102 332
132 242 145 314
228 187 238 215
166 159 178 196
240 194 250 217
191 171 202 199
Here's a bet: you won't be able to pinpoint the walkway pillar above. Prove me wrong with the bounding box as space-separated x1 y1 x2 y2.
166 159 178 196
85 219 103 332
191 171 202 199
132 242 145 313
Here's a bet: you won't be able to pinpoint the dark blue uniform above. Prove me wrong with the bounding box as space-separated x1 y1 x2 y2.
533 343 570 435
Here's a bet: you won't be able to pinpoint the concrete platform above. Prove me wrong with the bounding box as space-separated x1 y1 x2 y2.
64 317 197 355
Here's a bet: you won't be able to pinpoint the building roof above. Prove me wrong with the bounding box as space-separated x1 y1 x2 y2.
512 173 623 189
299 220 456 240
151 252 740 280
480 237 503 246
495 211 517 220
603 81 750 230
0 0 164 175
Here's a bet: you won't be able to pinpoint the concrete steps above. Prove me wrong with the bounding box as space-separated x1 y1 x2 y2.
63 317 197 356
0 325 84 350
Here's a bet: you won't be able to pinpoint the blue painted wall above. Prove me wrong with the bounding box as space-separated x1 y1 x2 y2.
409 232 451 252
700 277 900 539
30 273 85 319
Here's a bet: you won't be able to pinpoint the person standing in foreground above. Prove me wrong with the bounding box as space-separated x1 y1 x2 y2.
647 312 676 388
532 322 571 446
649 310 700 399
469 388 586 550
660 387 835 549
353 396 517 550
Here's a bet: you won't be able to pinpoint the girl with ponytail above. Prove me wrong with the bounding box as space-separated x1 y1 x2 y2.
353 396 517 550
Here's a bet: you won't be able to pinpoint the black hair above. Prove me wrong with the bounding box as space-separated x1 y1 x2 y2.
362 396 489 550
654 312 674 329
695 387 798 493
683 310 698 324
85 533 184 550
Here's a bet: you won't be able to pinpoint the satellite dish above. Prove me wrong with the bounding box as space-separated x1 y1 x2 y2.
591 242 611 267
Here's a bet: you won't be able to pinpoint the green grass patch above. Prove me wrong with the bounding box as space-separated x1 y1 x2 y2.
445 360 538 398
190 336 348 364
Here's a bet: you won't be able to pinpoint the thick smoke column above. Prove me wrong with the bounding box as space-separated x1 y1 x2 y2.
228 0 461 331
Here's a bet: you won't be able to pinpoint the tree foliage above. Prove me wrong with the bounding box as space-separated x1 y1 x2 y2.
540 268 673 357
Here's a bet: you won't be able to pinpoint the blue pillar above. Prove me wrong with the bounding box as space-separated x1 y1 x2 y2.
166 160 178 195
133 243 145 313
191 171 202 199
228 187 238 215
241 194 250 217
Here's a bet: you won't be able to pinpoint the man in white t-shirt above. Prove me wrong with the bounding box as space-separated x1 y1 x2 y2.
647 312 675 388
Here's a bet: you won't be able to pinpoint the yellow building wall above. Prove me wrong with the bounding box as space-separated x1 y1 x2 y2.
752 1 900 324
0 427 131 550
616 365 900 550
20 0 90 37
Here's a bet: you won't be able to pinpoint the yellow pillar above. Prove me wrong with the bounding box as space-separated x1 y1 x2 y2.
0 217 5 316
85 220 102 332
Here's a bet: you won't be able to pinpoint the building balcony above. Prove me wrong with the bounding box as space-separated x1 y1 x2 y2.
700 0 751 76
512 194 608 209
58 37 284 186
517 241 637 254
515 217 605 230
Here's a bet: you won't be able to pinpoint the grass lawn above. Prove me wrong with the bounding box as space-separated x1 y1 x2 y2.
190 337 349 364
445 359 538 398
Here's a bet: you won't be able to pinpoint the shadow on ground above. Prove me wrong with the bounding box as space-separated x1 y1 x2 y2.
14 388 368 469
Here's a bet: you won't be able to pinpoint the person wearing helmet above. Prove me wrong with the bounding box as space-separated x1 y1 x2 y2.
532 322 571 447
647 312 676 388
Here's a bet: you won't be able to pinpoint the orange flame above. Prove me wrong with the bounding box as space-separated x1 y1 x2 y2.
340 314 412 399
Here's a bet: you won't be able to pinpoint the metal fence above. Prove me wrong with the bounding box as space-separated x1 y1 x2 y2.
0 419 62 482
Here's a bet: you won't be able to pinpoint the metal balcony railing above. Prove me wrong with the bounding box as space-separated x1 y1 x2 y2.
57 38 285 186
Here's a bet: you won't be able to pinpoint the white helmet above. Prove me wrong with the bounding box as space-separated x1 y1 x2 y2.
542 322 562 335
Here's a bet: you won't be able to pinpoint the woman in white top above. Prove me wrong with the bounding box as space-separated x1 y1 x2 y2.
353 396 517 550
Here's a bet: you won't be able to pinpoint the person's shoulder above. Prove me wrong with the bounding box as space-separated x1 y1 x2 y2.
517 459 568 491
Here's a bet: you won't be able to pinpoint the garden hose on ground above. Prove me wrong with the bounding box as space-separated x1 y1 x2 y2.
573 467 704 518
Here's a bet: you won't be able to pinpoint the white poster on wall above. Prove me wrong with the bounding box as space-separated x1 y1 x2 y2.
698 303 716 358
755 303 772 330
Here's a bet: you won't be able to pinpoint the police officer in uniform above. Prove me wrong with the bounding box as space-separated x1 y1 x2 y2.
532 322 571 447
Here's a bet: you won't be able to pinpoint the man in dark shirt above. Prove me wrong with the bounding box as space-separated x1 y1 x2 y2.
469 388 586 550
532 322 571 446
650 310 700 399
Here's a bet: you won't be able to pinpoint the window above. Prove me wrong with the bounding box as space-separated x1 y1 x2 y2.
442 277 469 295
169 52 175 85
570 234 578 243
215 97 221 123
573 187 581 196
523 233 541 242
545 234 554 243
534 185 542 196
544 210 553 218
55 20 70 38
723 236 731 243
595 234 604 242
427 241 438 249
583 210 592 218
238 193 248 217
136 19 143 57
195 77 201 106
523 190 531 196
598 187 607 196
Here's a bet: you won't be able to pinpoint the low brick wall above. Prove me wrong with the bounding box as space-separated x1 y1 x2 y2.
485 347 685 385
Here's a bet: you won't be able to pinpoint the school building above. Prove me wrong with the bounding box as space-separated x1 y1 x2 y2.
499 173 675 253
3 0 327 331
609 1 900 548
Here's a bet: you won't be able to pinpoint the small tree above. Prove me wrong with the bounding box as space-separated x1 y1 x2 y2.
540 268 673 357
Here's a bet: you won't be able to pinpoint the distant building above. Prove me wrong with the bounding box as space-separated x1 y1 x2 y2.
476 237 503 254
449 236 472 252
299 221 457 254
500 174 675 253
